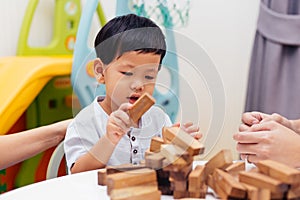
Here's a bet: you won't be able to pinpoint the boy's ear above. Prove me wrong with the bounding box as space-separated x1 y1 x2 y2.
94 58 105 84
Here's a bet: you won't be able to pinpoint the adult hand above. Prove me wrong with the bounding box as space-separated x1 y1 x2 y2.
106 103 132 145
233 120 300 168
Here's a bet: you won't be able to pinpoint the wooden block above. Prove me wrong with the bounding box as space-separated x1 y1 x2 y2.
160 144 187 167
149 136 165 152
106 163 147 175
188 165 205 192
204 149 233 179
287 184 300 199
106 168 157 195
145 152 165 169
173 180 188 191
256 159 300 185
241 184 271 200
213 169 246 199
162 127 205 156
224 161 245 177
239 171 289 193
189 184 207 198
240 183 259 200
169 163 193 181
173 190 189 199
110 185 160 200
128 93 155 123
97 168 107 186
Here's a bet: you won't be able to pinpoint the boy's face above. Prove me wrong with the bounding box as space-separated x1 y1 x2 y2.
95 51 160 113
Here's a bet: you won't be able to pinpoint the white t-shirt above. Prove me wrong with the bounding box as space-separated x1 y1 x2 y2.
64 96 172 171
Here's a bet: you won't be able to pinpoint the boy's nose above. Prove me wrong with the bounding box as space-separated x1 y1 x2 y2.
130 80 144 92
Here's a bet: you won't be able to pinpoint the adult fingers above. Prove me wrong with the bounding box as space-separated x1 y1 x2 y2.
233 131 264 143
241 112 262 126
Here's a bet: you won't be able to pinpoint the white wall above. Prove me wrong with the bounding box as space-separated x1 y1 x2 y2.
0 0 260 159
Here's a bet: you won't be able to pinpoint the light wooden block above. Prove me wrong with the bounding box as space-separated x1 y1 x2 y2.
213 169 246 199
106 168 157 195
162 127 204 156
106 163 147 175
287 184 300 199
145 152 165 169
110 184 160 200
97 168 107 186
128 93 155 123
188 165 205 192
149 136 165 152
256 159 300 185
238 171 289 193
204 149 233 179
224 161 245 177
169 163 193 181
160 144 187 167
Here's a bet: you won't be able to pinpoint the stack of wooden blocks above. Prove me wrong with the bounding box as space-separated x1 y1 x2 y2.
145 126 205 199
97 126 300 200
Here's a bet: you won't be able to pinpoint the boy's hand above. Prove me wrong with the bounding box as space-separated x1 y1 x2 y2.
106 103 132 145
173 122 203 140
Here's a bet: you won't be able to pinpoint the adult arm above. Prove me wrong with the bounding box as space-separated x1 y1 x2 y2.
0 119 71 170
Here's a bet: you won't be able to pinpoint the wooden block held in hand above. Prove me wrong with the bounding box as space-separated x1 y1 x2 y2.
256 159 300 185
128 93 155 123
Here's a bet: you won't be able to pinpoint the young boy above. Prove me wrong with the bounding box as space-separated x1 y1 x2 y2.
64 14 202 174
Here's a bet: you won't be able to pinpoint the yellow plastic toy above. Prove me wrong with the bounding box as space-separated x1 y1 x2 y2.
0 56 72 134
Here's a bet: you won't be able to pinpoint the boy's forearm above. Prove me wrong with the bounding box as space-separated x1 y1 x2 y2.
71 135 115 173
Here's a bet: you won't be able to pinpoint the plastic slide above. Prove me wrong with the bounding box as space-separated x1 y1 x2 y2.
0 56 72 134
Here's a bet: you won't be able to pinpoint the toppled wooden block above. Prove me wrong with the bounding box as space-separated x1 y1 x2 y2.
256 159 300 185
204 149 233 179
128 93 155 123
110 184 160 200
224 161 245 177
162 127 204 156
188 165 205 192
213 169 247 199
239 171 289 194
106 168 157 195
149 136 165 153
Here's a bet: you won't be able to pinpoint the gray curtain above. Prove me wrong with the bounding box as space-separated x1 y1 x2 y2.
245 0 300 119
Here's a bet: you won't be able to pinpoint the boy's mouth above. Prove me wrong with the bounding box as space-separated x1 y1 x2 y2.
127 95 140 104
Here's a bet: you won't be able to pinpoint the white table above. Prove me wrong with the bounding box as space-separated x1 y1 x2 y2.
0 161 216 200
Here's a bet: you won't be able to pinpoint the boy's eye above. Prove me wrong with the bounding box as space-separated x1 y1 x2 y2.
121 72 133 76
145 75 155 80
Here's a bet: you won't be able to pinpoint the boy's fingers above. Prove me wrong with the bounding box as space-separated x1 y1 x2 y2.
118 103 133 112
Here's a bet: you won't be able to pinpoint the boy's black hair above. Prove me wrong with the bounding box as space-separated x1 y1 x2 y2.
94 14 166 69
